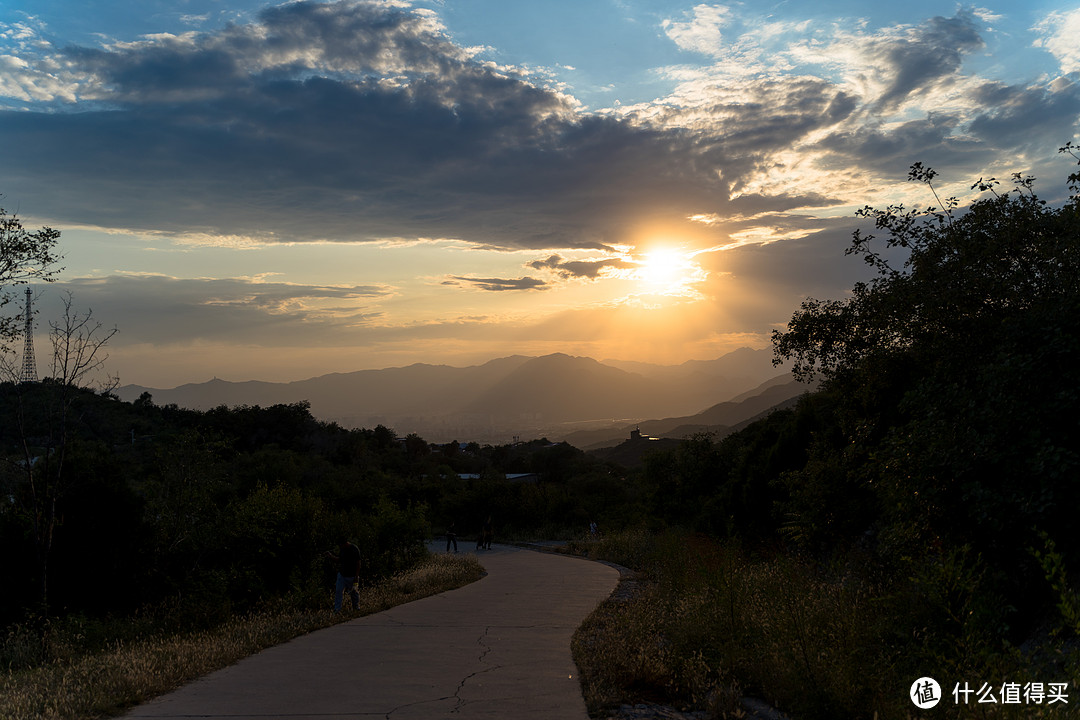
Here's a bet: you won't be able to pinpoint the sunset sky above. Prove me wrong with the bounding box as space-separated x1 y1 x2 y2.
2 0 1079 387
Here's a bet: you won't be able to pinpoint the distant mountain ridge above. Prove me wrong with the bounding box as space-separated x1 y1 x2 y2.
117 348 794 444
563 374 810 451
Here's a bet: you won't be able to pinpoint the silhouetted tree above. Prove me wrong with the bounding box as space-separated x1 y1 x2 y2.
0 204 62 355
5 294 118 608
772 147 1080 581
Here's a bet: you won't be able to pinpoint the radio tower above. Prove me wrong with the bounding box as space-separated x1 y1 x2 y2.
19 287 38 383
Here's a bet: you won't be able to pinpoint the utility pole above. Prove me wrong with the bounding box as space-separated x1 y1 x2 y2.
20 286 38 383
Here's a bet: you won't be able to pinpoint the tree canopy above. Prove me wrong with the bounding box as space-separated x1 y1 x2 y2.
773 150 1080 386
770 146 1080 579
0 206 62 352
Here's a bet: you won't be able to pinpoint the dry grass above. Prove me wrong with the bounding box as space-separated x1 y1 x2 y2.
573 585 743 718
1 553 484 720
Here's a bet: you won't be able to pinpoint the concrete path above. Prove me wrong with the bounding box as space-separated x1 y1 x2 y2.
119 544 620 719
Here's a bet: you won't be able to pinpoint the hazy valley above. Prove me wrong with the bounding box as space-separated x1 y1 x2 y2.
118 347 805 445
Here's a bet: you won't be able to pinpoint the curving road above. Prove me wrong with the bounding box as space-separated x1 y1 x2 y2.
120 544 620 719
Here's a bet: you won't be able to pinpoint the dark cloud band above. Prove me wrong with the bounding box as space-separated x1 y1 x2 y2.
446 276 548 292
1 2 1076 258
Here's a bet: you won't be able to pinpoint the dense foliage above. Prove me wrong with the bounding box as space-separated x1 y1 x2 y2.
772 155 1080 594
1 391 389 628
0 382 629 633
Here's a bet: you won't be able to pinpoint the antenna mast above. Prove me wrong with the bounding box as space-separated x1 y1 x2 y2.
20 287 38 383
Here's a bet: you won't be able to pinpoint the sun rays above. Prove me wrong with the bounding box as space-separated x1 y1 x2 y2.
631 245 708 298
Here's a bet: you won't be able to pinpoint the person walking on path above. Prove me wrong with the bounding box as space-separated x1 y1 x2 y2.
446 522 458 553
325 537 361 612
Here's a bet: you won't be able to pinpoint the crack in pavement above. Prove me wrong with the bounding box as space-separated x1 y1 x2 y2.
385 626 502 718
449 665 500 714
383 694 455 720
450 626 499 714
477 625 493 665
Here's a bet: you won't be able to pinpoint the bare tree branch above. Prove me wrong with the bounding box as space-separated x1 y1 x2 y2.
50 291 119 390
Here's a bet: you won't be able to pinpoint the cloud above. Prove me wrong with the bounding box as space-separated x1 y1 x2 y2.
663 4 732 57
0 0 737 252
2 1 1077 267
653 9 984 117
445 276 548 292
864 13 984 113
0 19 83 105
1033 8 1080 75
967 78 1080 151
814 114 979 176
527 254 633 279
65 1 468 104
755 11 984 121
44 274 391 346
614 8 1025 208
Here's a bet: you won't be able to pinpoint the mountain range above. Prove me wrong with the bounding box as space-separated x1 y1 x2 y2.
117 347 809 445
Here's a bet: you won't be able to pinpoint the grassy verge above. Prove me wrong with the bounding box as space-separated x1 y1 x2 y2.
1 553 484 720
571 529 1079 720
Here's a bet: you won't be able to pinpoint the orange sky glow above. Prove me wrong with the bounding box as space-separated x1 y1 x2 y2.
3 0 1078 387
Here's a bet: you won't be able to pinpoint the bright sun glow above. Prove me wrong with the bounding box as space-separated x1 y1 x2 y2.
634 247 704 296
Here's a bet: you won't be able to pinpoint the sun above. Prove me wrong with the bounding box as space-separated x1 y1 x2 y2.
634 247 703 296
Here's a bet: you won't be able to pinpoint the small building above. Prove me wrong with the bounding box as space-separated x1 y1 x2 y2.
629 427 658 442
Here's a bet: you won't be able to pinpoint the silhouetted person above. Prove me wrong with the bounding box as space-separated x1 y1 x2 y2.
482 516 494 550
446 522 458 553
325 537 361 612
